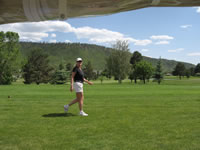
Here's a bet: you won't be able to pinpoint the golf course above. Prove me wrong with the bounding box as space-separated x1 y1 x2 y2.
0 77 200 150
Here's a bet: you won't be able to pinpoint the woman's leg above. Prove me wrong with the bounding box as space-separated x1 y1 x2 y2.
78 92 84 111
68 92 81 106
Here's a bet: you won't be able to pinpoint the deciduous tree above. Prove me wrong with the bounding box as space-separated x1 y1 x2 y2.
135 61 153 84
0 31 21 85
106 40 130 83
172 62 185 79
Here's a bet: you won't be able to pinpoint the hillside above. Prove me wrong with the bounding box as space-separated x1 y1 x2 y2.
143 57 195 73
20 42 195 72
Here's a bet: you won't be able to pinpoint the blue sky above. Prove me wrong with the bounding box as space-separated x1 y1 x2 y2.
0 7 200 65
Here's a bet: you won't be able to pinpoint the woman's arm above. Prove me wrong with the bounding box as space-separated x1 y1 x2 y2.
84 78 93 85
70 72 76 92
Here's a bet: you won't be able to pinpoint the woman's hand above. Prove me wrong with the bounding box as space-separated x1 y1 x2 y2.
87 81 93 85
84 78 93 85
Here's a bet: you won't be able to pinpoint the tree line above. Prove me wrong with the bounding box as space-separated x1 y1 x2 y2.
1 31 200 85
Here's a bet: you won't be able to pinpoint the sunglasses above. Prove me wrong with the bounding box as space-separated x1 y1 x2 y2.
77 61 82 62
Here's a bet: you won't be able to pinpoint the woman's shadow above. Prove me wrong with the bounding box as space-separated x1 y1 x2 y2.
42 113 76 118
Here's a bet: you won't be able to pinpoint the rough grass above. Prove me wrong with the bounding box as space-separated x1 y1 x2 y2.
0 78 200 150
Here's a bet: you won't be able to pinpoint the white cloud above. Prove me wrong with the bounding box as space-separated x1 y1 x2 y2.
194 7 200 13
180 24 192 29
65 40 71 43
155 41 170 45
51 33 56 38
150 35 174 40
141 49 149 52
20 32 48 41
133 39 152 46
187 52 200 56
0 21 152 46
49 39 57 43
168 48 184 53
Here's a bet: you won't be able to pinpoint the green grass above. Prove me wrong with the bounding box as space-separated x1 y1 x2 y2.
0 79 200 150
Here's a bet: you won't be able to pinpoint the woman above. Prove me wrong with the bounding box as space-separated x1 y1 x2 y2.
64 58 93 116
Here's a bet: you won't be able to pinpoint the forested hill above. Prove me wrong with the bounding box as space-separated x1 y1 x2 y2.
20 42 112 70
20 42 195 72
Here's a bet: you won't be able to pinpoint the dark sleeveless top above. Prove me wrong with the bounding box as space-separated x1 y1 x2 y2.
72 66 84 83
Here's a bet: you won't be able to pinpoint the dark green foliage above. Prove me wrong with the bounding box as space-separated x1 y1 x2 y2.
135 61 153 84
101 69 111 79
23 48 53 84
0 31 21 85
128 68 137 83
185 69 191 79
190 67 195 76
173 62 186 80
195 63 200 74
83 61 95 80
106 41 130 83
130 51 143 67
129 51 143 83
66 63 72 71
153 58 164 84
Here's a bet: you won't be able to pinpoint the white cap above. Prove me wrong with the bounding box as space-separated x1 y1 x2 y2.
76 58 82 62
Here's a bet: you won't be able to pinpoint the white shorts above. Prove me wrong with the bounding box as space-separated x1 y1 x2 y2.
74 82 83 93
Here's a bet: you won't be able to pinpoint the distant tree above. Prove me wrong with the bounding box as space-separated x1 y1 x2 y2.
130 51 143 67
129 68 137 83
135 61 153 84
195 63 200 74
92 71 98 80
66 62 72 71
101 69 112 79
129 68 134 83
172 62 186 79
153 58 164 84
106 40 130 83
23 48 53 84
98 75 105 84
185 69 191 79
129 51 143 83
0 31 21 85
190 67 195 76
83 61 94 80
50 69 68 84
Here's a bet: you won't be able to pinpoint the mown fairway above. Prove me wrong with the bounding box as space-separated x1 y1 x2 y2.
0 78 200 150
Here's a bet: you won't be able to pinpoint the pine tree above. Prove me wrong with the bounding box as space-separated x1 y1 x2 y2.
153 58 164 84
50 63 68 84
23 48 53 84
83 61 94 80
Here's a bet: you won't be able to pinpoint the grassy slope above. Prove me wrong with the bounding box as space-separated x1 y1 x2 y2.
0 78 200 150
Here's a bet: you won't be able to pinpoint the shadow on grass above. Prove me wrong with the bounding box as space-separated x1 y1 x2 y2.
42 113 76 117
